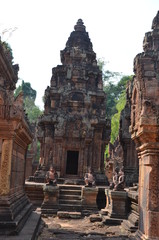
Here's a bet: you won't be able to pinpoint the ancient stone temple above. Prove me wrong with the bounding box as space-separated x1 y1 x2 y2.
119 80 138 186
106 80 139 187
38 19 110 183
0 40 35 235
130 11 159 239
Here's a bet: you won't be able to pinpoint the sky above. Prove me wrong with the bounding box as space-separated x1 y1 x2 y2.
0 0 158 109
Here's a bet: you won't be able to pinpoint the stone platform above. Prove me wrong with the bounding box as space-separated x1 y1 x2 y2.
25 181 108 215
0 211 41 240
104 189 128 219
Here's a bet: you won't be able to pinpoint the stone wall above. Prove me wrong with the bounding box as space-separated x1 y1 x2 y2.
130 11 159 240
0 40 33 235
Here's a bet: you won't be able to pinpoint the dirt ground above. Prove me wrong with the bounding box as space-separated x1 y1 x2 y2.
38 215 136 240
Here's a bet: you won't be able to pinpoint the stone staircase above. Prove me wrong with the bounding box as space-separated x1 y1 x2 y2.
58 185 83 211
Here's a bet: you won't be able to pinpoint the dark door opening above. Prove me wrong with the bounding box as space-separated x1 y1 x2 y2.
66 150 79 175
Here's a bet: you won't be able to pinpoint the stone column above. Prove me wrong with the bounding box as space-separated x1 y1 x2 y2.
135 143 159 239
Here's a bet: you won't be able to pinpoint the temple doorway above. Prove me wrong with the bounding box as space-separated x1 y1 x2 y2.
66 150 79 175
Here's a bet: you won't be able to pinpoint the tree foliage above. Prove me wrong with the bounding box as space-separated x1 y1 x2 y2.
14 80 42 162
14 80 42 123
97 59 133 145
24 97 42 123
15 80 36 101
104 75 132 118
110 91 127 143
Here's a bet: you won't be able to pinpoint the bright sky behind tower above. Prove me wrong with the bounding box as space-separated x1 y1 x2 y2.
0 0 158 109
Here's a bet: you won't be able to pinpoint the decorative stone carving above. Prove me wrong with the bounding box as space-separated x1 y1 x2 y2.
0 40 33 235
119 80 139 186
0 139 13 195
130 11 159 240
106 80 139 187
37 19 110 184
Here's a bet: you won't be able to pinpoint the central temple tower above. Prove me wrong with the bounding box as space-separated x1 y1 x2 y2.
38 19 110 182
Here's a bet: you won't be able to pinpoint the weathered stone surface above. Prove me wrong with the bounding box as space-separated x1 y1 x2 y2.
105 190 128 219
0 40 34 235
25 181 44 207
106 80 139 187
0 211 41 240
41 185 59 215
89 214 102 222
57 211 81 219
25 123 39 179
119 81 139 186
36 19 110 183
130 11 159 240
38 215 134 239
122 188 139 233
82 186 98 211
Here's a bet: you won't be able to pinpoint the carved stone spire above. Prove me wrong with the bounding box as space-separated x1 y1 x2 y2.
143 11 159 51
74 19 86 32
152 10 159 29
61 19 95 64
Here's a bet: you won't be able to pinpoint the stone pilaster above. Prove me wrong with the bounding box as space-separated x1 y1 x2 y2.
82 186 98 211
0 139 13 195
135 143 159 239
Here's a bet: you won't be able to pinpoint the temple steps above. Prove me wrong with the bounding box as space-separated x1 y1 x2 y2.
2 211 41 240
59 185 82 211
58 204 82 212
60 189 81 196
60 194 82 200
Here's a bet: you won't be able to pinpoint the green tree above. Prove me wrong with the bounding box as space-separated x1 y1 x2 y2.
14 80 42 123
24 97 42 123
15 80 36 101
110 91 127 143
97 58 122 118
14 80 42 162
104 75 132 118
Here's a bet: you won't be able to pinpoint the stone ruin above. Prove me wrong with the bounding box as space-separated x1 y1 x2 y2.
36 19 111 184
0 39 40 236
1 11 159 239
106 80 139 187
120 80 138 186
25 123 39 179
130 10 159 239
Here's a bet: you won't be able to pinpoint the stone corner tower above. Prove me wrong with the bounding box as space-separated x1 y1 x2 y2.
38 19 111 181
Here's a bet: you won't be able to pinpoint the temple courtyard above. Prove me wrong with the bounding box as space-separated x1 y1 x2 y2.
38 214 135 240
1 10 159 240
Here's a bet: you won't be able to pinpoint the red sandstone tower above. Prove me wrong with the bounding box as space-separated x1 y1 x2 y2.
38 19 110 183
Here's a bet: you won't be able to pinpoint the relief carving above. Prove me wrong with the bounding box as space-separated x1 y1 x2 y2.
0 139 13 195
